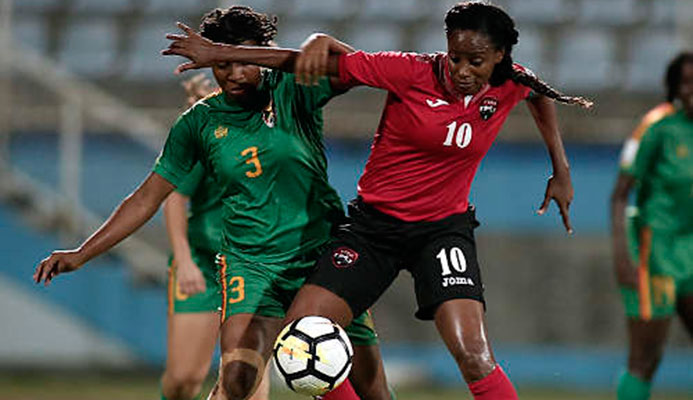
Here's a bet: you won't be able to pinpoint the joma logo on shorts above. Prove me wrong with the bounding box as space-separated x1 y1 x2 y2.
442 276 474 287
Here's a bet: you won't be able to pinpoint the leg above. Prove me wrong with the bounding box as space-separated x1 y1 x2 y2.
208 314 283 400
435 299 518 400
161 312 219 400
676 295 693 338
285 284 355 328
350 344 391 400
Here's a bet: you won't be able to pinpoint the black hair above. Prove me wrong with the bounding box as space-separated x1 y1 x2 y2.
445 1 592 108
199 5 277 46
665 52 693 102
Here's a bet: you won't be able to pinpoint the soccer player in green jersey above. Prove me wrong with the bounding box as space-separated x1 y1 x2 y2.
34 6 389 400
611 52 693 400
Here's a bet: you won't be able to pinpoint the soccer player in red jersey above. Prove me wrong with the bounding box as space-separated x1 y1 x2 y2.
163 2 591 399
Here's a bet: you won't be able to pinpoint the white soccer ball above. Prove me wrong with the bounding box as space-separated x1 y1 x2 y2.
273 316 353 397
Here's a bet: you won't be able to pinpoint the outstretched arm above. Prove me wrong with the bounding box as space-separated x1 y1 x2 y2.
34 172 175 285
163 23 343 77
525 94 574 233
163 192 206 295
610 173 638 288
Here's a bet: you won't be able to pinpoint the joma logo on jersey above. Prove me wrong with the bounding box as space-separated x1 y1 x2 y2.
214 126 228 139
479 97 498 120
442 276 474 288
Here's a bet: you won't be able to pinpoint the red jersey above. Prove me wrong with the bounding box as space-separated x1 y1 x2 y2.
339 51 531 222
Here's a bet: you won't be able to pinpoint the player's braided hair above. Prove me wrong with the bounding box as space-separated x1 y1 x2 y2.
200 5 277 46
665 51 693 103
445 2 592 108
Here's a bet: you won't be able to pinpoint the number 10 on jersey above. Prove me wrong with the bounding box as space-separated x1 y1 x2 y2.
443 121 473 148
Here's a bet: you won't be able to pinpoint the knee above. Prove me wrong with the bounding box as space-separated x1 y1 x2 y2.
162 368 206 399
221 360 262 400
447 337 495 382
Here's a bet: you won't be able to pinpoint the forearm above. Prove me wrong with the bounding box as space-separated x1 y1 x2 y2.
214 45 342 76
610 174 634 267
77 173 173 265
527 95 570 175
163 192 193 263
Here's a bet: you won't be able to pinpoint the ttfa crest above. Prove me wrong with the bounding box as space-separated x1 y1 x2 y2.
479 97 498 121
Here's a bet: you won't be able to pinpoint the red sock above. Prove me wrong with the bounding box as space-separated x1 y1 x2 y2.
468 365 518 400
321 378 359 400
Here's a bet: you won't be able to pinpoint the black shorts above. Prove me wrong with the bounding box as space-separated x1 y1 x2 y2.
307 197 484 320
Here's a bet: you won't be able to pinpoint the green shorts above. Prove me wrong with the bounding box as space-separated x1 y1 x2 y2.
621 219 693 320
217 252 378 346
167 248 221 314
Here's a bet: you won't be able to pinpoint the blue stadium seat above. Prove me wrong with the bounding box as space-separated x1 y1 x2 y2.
142 0 214 15
507 0 573 24
625 29 683 92
71 0 134 13
14 0 63 12
512 29 545 77
576 0 641 26
555 29 616 90
288 0 357 20
124 19 186 81
648 0 676 27
413 24 445 54
357 0 420 22
57 19 118 77
277 20 335 49
12 18 48 53
344 23 405 53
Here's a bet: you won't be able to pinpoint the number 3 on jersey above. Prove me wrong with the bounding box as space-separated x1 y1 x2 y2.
443 122 473 148
241 146 263 178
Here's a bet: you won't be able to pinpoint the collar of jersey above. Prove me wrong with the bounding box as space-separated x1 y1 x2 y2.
205 92 265 129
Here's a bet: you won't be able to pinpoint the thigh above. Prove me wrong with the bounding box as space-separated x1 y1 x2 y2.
676 294 693 337
410 233 484 320
166 312 220 375
305 231 400 320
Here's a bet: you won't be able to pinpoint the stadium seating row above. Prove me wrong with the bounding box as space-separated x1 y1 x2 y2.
10 0 687 90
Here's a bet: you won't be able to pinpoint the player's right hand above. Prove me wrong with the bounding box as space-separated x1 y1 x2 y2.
162 22 222 74
296 33 331 86
175 258 206 296
33 250 85 286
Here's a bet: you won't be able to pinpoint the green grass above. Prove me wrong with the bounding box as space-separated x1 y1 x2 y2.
0 373 688 400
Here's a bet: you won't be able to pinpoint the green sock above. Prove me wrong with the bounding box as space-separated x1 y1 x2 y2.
617 370 651 400
161 394 167 400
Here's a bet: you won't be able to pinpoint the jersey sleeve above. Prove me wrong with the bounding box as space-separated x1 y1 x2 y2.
153 110 202 187
624 122 662 180
619 103 674 173
174 162 205 197
338 51 421 93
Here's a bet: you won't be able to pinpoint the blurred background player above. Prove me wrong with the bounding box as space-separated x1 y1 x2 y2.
610 51 693 400
160 73 270 400
162 2 591 399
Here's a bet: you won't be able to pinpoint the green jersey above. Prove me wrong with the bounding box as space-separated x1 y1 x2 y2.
174 163 223 253
623 109 693 233
154 71 344 262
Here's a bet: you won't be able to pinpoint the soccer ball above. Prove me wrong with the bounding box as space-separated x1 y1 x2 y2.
273 316 353 397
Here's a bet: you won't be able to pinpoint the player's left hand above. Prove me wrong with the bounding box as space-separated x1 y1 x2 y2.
538 172 574 234
162 22 222 74
33 249 85 286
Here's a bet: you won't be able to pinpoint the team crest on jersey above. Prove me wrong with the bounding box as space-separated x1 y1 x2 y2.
332 247 359 268
262 98 276 128
479 97 498 121
676 144 689 158
214 126 228 139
